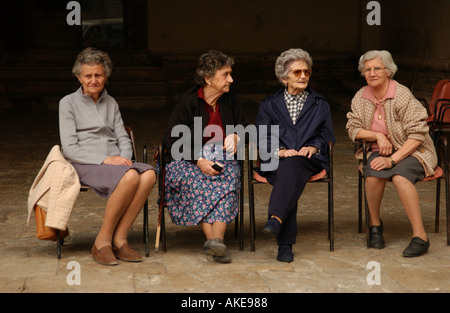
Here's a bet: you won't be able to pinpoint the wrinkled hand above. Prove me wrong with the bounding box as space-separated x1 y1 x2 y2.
298 146 318 158
370 156 392 171
223 134 239 155
103 156 133 166
376 134 393 156
197 158 221 176
278 149 298 158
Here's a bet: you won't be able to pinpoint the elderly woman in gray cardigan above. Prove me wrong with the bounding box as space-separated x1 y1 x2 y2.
59 47 156 265
346 50 437 257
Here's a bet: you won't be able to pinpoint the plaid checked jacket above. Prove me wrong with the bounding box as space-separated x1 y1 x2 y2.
346 81 438 177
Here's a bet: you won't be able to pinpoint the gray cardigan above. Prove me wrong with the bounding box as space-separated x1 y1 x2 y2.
59 87 132 164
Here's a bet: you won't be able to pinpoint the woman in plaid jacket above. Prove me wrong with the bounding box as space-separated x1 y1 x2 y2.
346 50 437 257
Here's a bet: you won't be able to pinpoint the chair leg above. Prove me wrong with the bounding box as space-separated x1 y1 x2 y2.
363 181 371 249
328 179 334 252
234 210 239 239
143 199 149 257
444 139 450 245
236 160 244 251
56 229 61 259
161 207 167 252
239 167 245 251
358 170 363 233
435 179 441 233
445 176 450 246
247 157 256 252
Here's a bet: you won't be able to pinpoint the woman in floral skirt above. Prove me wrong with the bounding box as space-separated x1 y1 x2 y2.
162 50 249 263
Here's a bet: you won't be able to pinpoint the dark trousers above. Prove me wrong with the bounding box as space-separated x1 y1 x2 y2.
264 156 322 245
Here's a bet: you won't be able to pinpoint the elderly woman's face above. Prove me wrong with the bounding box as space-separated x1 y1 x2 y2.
282 60 311 95
77 64 107 99
206 65 233 94
363 57 389 89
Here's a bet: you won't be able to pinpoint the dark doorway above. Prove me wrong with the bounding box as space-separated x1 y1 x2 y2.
81 0 124 49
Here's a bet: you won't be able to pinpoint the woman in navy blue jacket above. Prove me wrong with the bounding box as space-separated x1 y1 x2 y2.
255 48 335 262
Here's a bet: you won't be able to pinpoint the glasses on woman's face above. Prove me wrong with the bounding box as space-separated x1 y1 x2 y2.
364 67 386 75
289 69 312 77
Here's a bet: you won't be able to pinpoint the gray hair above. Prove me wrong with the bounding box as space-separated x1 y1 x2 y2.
193 50 234 86
72 47 113 77
358 50 398 78
275 48 313 85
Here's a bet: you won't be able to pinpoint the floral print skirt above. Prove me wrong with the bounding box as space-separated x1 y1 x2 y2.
164 144 240 226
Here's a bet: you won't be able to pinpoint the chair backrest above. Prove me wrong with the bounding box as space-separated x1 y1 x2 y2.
427 79 450 123
436 82 450 124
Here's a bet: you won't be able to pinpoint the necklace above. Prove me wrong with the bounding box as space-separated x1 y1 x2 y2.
376 101 384 120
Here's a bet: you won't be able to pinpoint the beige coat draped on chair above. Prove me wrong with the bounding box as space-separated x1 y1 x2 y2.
27 145 81 230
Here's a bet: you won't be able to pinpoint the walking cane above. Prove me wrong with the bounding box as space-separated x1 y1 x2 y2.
155 169 165 252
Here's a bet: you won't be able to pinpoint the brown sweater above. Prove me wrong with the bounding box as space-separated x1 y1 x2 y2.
346 81 437 177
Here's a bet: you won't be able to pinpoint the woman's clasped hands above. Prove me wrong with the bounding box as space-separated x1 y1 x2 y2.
279 146 318 158
103 156 133 166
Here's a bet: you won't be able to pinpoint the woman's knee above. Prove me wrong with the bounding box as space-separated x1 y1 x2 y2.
141 170 156 187
121 169 140 187
391 174 413 187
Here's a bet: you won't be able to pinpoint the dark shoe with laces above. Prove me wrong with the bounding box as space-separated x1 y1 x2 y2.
402 237 430 257
277 244 294 263
369 221 385 249
262 218 281 237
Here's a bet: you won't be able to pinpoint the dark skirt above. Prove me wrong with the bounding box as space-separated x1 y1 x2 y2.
363 151 425 184
72 162 155 198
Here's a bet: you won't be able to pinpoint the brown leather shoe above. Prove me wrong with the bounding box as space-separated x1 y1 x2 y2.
112 243 142 262
92 245 118 266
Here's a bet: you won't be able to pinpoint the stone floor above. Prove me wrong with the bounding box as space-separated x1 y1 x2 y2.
0 95 449 296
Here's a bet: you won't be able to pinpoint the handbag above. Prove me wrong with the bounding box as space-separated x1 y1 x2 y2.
34 205 69 241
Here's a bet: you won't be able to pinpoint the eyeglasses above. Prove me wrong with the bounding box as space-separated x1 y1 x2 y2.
364 67 386 75
289 69 312 77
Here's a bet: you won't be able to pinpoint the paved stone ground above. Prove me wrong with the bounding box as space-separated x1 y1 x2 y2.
0 96 448 296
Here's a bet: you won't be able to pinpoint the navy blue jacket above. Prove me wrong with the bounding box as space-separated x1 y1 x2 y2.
255 87 336 172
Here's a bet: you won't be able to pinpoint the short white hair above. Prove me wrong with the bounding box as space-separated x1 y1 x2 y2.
275 48 313 85
358 50 398 78
72 47 113 78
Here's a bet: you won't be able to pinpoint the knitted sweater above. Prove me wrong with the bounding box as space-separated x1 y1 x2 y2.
346 81 437 177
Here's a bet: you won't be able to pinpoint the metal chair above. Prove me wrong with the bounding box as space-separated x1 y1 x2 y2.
55 126 151 258
154 142 245 252
246 142 334 252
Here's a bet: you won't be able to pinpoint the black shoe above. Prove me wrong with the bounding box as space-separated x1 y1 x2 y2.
369 221 385 249
277 244 294 263
262 218 281 237
402 237 430 257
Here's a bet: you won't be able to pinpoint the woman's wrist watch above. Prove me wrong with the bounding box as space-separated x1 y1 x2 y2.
389 157 396 167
